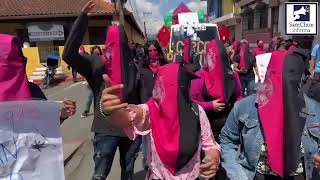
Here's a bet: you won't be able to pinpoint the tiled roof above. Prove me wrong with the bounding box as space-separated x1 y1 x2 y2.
0 0 116 19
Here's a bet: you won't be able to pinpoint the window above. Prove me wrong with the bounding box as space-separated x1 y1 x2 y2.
248 11 254 30
242 7 254 31
255 2 268 29
88 27 107 45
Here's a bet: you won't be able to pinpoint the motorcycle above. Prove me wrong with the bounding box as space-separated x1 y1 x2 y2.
41 55 59 89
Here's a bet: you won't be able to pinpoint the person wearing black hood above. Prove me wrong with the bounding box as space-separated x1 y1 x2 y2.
62 1 141 180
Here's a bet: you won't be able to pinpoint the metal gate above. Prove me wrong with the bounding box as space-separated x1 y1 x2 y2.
38 46 60 64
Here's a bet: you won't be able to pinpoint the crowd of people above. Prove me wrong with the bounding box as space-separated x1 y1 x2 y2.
1 0 320 180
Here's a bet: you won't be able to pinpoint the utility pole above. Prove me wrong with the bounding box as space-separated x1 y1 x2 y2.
143 12 152 39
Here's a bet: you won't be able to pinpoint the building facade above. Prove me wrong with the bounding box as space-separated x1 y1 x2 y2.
0 0 144 78
203 0 242 41
236 0 319 49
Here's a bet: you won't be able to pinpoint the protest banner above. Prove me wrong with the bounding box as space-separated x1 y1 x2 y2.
255 53 272 83
0 101 64 180
167 23 219 64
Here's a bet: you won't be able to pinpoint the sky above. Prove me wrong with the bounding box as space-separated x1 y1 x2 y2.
124 0 207 35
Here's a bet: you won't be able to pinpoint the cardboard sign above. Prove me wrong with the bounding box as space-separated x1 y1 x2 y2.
167 24 219 64
178 13 199 26
255 53 272 83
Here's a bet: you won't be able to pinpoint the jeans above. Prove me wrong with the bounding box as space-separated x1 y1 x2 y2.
92 134 142 180
72 68 77 81
141 136 148 159
85 88 93 112
240 76 256 97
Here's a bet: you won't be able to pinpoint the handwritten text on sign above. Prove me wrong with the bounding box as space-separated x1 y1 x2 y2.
0 101 64 180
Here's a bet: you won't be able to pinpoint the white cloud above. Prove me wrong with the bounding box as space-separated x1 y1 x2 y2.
125 0 207 35
186 0 207 13
126 0 164 35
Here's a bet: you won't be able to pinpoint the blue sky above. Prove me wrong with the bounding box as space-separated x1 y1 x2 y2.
125 0 207 35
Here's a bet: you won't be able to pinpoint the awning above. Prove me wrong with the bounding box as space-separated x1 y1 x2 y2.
28 23 64 42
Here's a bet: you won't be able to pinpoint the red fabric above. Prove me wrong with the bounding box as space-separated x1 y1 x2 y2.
0 34 31 101
149 63 160 74
157 26 171 48
105 26 122 99
252 47 266 57
287 45 296 53
239 42 247 69
199 40 225 102
173 2 191 25
258 50 287 176
218 24 231 45
146 63 180 175
79 45 86 54
232 40 239 52
184 38 189 64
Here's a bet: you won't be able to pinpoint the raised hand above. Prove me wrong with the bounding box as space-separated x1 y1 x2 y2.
101 74 128 115
60 98 76 119
81 0 95 15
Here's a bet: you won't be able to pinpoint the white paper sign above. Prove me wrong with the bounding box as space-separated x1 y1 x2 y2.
178 12 199 26
255 53 272 83
0 101 64 180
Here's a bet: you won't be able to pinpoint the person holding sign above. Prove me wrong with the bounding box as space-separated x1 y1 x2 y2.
0 34 76 124
220 49 320 180
101 63 221 180
233 40 260 96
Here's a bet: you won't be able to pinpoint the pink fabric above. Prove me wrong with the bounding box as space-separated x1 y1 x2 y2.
146 63 180 175
258 50 287 176
124 104 220 180
252 47 266 57
79 45 86 54
191 71 242 110
149 51 160 63
190 78 214 111
105 26 122 98
287 45 296 53
184 38 190 64
198 40 225 102
232 40 239 52
149 63 160 74
0 34 31 102
239 42 247 69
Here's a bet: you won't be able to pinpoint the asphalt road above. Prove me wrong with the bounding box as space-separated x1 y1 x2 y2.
42 81 145 180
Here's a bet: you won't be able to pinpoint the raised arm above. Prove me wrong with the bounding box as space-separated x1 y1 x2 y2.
62 1 95 79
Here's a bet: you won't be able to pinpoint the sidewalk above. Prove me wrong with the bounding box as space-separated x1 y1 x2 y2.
31 74 85 86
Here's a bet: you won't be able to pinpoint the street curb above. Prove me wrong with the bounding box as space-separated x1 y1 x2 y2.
64 139 93 177
30 75 85 86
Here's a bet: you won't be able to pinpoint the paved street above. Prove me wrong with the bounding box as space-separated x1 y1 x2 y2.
42 81 145 180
